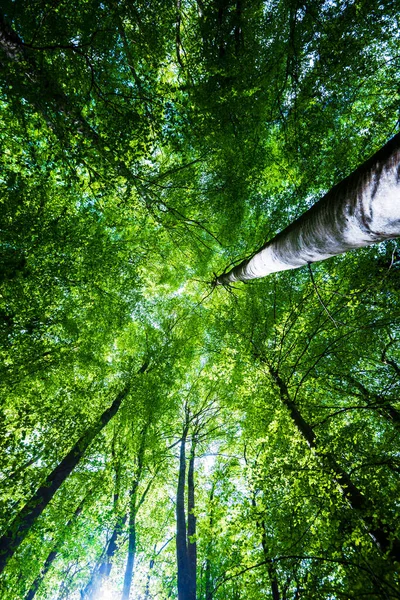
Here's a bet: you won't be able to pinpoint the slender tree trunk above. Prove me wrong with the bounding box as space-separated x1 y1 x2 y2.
260 522 280 600
176 424 190 600
144 538 173 599
204 559 212 600
121 423 149 600
82 514 128 600
24 496 87 600
216 133 400 284
187 437 197 600
121 511 137 600
82 430 125 599
0 386 127 573
270 368 400 562
0 364 147 575
144 548 156 600
204 484 215 600
252 490 281 600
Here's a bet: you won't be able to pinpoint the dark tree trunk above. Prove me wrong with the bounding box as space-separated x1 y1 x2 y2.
204 483 215 600
204 559 212 600
121 423 149 600
259 521 280 600
144 550 156 600
121 512 137 600
187 437 197 600
270 368 400 563
82 514 127 600
252 488 281 600
25 495 87 600
0 364 147 574
176 424 190 600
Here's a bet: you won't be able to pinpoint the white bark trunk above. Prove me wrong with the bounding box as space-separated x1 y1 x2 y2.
216 133 400 284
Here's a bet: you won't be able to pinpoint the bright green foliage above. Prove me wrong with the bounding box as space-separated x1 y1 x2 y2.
0 1 400 599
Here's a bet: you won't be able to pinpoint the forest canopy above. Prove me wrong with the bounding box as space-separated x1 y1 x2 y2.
0 1 400 599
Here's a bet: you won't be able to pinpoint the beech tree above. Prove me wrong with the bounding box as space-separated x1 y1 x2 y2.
1 0 400 599
216 133 400 284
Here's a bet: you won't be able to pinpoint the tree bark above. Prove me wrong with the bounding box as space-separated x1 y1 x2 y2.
270 368 400 563
347 375 400 429
204 483 215 600
260 522 280 600
216 133 400 284
82 513 128 600
121 423 149 600
176 424 190 600
24 496 86 600
82 431 125 599
187 437 197 600
0 364 147 575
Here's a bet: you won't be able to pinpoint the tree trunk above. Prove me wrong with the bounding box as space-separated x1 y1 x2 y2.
252 489 281 600
204 483 215 600
82 430 126 599
82 514 128 600
270 368 400 563
0 364 147 575
121 423 149 600
176 425 190 600
144 549 156 600
216 133 400 284
260 523 280 600
187 437 197 600
25 495 87 600
121 512 137 600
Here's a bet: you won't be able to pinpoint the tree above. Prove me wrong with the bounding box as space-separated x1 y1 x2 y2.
176 406 197 600
24 493 89 600
1 0 400 598
216 133 400 284
0 364 148 575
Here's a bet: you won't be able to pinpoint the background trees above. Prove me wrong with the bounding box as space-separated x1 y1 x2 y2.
1 0 399 598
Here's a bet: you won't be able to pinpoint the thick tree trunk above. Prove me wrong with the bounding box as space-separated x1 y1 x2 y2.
270 368 400 563
176 425 190 600
25 495 87 600
187 438 197 600
0 387 127 573
216 133 400 284
0 364 147 575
